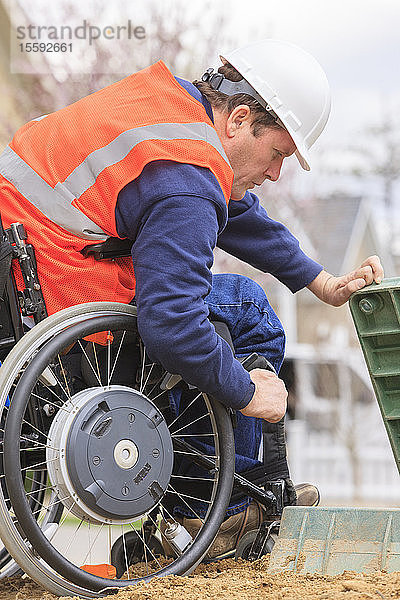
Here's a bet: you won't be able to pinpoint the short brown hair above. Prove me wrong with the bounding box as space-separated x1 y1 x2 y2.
193 61 283 137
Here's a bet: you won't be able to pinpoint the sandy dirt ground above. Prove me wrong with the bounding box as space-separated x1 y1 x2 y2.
1 557 400 600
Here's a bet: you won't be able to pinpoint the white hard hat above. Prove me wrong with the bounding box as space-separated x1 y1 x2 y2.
217 39 331 171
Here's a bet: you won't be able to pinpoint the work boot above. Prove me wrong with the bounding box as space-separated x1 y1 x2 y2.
294 482 320 506
161 483 320 560
161 501 265 560
283 479 320 507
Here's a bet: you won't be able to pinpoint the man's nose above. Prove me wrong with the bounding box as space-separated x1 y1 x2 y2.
265 161 283 182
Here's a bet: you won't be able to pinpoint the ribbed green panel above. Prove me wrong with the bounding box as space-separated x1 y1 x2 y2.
268 506 400 574
350 278 400 473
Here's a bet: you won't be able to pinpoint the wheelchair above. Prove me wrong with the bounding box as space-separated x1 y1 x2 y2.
0 216 284 597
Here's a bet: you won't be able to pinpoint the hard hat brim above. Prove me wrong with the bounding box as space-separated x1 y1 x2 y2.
294 145 311 172
268 108 312 171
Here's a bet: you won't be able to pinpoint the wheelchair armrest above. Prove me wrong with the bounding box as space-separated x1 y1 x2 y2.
212 321 234 352
160 321 235 391
81 237 134 260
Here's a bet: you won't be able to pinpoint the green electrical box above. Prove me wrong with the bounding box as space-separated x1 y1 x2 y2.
350 277 400 473
267 281 400 577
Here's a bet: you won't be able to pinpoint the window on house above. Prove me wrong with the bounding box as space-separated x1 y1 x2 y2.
311 362 340 399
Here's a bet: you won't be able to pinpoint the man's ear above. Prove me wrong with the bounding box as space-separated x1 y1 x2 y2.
226 105 251 138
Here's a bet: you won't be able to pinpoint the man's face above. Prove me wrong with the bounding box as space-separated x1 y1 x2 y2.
215 105 297 200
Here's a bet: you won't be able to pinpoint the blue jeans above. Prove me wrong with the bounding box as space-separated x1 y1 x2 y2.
170 273 287 518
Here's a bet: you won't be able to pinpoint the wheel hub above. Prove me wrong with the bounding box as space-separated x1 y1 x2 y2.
113 439 139 469
47 385 173 524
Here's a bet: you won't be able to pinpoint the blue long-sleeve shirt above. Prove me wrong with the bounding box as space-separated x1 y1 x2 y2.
115 79 322 410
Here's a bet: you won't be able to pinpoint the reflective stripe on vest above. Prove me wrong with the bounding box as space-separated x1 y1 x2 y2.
0 122 230 241
0 145 107 240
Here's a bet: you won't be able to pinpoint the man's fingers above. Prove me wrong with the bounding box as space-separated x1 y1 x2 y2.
339 260 382 291
333 278 366 306
314 256 383 307
346 278 367 294
245 369 287 421
350 265 374 285
360 255 384 283
250 368 278 380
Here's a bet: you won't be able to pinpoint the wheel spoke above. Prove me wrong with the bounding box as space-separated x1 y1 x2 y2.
146 376 168 401
173 449 216 459
170 411 212 436
147 387 168 404
22 419 50 441
19 435 58 452
63 518 85 557
166 484 205 522
23 473 45 485
108 523 112 566
107 332 112 388
141 518 149 575
170 474 215 482
21 456 58 472
30 492 72 519
168 392 203 429
24 484 54 499
128 518 163 572
109 330 126 384
146 511 180 558
171 433 216 439
42 490 61 523
80 522 105 566
87 522 92 566
121 525 129 578
139 347 146 393
78 340 102 387
141 363 155 394
92 342 102 386
38 365 70 403
57 356 71 400
166 485 211 505
30 388 71 413
160 504 179 527
56 501 77 531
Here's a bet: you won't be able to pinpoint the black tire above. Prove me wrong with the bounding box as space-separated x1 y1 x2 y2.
234 528 276 560
111 531 164 578
0 303 235 597
0 401 63 576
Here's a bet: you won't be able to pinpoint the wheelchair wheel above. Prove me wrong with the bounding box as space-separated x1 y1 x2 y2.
0 386 64 578
0 302 234 598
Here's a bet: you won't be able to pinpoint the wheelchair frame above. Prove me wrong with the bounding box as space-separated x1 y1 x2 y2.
0 216 284 597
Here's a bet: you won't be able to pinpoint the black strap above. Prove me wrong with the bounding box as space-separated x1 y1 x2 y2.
0 239 12 300
201 68 269 111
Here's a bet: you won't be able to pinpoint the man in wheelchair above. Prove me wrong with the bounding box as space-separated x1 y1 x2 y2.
0 39 384 566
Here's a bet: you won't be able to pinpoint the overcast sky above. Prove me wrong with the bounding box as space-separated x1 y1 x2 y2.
222 0 400 148
13 0 400 137
10 0 400 196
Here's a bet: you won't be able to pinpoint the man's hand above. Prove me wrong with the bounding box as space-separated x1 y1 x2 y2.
307 256 384 307
240 369 287 421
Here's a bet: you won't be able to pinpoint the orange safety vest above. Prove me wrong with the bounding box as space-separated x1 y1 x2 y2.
0 61 233 315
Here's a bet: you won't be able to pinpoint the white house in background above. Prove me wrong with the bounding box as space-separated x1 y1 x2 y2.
281 195 399 502
214 193 400 502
